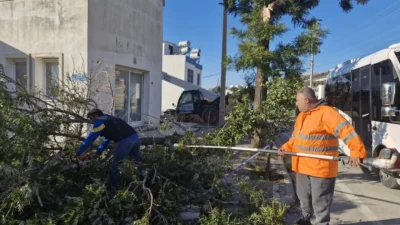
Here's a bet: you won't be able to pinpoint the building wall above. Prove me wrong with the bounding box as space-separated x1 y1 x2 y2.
185 57 202 86
87 0 164 126
0 0 88 92
162 55 186 80
161 55 203 112
161 40 203 86
162 41 180 55
161 55 184 112
162 53 203 85
161 81 184 112
0 0 164 127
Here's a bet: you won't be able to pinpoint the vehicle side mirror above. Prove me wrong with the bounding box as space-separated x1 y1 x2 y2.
381 82 400 123
381 82 396 105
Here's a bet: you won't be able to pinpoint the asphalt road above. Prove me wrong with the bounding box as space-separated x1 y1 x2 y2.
327 162 400 225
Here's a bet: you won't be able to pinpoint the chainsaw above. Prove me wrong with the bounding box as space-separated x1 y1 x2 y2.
55 152 95 173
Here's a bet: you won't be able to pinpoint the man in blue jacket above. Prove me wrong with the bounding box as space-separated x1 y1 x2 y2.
76 108 141 191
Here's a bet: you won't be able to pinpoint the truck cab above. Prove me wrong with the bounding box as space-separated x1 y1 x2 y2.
175 90 220 125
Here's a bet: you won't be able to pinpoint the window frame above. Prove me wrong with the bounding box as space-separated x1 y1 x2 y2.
114 67 145 126
371 59 400 122
187 69 194 83
179 91 194 105
168 45 174 55
43 58 61 98
14 59 28 90
197 73 200 86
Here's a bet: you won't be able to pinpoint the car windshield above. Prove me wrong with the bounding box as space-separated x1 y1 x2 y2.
396 52 400 64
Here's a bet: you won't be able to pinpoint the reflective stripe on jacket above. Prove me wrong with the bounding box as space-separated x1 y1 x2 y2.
282 100 367 178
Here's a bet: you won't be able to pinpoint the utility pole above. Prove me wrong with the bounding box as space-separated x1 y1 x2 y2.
219 0 228 126
310 52 314 88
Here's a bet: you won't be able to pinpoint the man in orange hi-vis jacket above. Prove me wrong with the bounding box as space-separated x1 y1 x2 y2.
278 87 366 225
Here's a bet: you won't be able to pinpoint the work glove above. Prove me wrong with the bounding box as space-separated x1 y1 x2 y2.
77 152 100 161
76 152 99 169
75 153 90 169
77 153 90 162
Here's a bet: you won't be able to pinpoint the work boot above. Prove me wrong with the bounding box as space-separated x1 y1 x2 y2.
294 218 312 225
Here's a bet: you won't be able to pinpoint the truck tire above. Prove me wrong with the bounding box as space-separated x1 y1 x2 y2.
379 170 400 189
378 150 400 189
201 107 218 125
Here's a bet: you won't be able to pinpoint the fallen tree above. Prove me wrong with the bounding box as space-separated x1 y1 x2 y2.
0 70 290 224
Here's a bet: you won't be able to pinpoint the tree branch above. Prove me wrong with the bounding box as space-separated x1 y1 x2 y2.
49 133 85 141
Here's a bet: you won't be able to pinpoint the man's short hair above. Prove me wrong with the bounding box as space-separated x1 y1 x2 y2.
87 108 104 118
297 87 317 100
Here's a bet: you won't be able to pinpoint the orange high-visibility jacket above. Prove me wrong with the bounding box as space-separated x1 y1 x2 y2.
282 100 367 178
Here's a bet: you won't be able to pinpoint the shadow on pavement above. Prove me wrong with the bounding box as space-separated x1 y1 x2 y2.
343 218 400 225
330 193 358 215
337 171 381 185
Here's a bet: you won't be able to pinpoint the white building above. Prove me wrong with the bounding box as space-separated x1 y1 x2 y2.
161 41 202 112
302 72 329 99
225 84 242 95
0 0 164 127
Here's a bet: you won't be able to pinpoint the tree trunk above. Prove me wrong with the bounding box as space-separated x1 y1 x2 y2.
250 66 267 148
250 4 274 148
250 63 269 147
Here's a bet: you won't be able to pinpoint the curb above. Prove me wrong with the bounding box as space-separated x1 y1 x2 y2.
272 155 296 206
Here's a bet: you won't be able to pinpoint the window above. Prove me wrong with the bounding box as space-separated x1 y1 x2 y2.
114 68 144 123
168 45 174 55
187 69 194 83
197 73 200 86
371 60 400 122
179 91 193 105
45 60 60 97
351 69 360 118
193 91 200 102
325 73 352 116
15 61 27 90
396 52 400 64
359 67 370 116
335 73 352 117
325 78 334 106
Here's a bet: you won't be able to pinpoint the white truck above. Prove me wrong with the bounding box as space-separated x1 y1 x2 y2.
324 43 400 189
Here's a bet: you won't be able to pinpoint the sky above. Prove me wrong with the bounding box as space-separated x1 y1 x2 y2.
163 0 400 89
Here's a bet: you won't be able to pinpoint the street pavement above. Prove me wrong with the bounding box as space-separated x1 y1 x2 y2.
328 161 400 225
283 156 400 225
276 131 400 225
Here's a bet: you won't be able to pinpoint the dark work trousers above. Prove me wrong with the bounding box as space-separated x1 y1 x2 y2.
296 173 336 225
110 133 141 190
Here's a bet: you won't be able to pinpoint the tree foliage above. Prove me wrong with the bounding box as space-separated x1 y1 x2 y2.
210 76 303 147
224 0 369 147
0 71 288 224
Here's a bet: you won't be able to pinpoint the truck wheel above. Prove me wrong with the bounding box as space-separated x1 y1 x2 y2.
378 149 400 189
379 170 400 189
201 107 218 125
